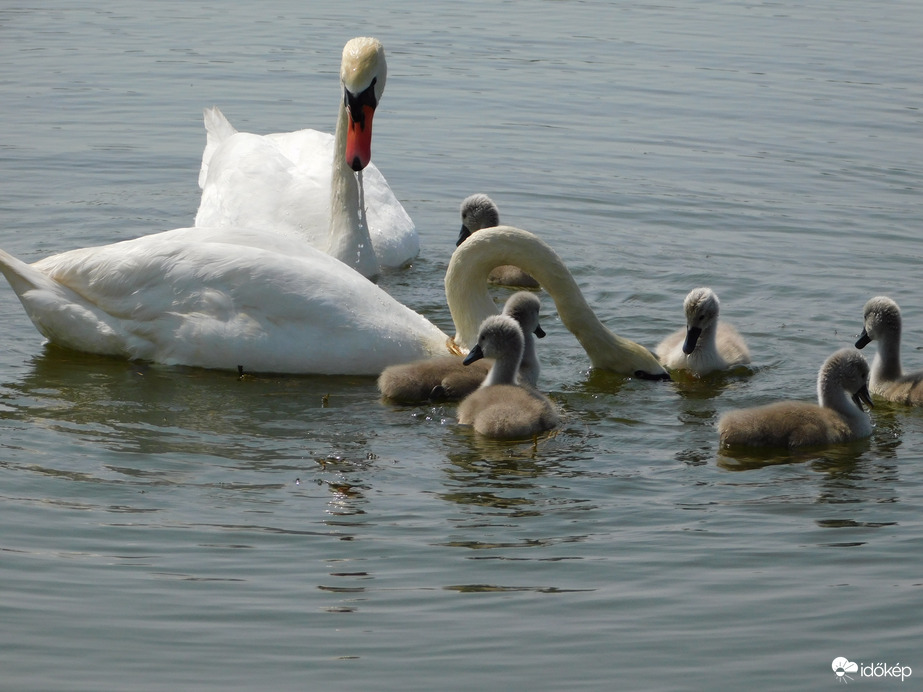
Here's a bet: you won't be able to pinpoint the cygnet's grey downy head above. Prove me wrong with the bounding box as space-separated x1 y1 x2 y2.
856 295 901 349
682 287 720 354
502 291 546 340
818 347 874 412
463 314 525 382
456 193 500 246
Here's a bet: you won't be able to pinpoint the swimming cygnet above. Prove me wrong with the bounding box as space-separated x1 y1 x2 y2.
455 194 540 288
657 287 750 375
377 292 545 403
457 314 559 439
718 348 873 449
855 296 923 405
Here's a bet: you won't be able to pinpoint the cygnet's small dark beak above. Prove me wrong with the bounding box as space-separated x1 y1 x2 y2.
682 326 702 355
463 343 485 365
853 385 874 411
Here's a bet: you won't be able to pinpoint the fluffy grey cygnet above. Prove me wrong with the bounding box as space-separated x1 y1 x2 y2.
657 287 750 376
855 296 923 405
718 348 872 449
377 292 545 403
455 194 539 288
457 314 558 439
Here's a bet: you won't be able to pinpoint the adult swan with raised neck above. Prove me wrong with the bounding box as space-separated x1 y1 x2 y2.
0 223 667 379
195 37 418 278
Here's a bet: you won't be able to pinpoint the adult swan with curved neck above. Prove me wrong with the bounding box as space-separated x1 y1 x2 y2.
0 224 667 379
195 37 418 278
447 226 668 380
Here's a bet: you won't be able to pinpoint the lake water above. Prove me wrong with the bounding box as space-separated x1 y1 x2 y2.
1 1 922 689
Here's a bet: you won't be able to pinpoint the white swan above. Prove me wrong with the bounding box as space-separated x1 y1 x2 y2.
718 348 873 449
456 194 539 288
0 227 445 374
195 37 418 277
656 287 750 375
0 225 668 378
457 314 559 439
377 291 545 402
855 296 923 405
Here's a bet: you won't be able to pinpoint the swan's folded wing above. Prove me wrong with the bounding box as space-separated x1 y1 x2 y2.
27 238 447 373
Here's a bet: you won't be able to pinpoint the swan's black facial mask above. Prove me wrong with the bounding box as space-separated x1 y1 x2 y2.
344 78 378 129
344 78 379 171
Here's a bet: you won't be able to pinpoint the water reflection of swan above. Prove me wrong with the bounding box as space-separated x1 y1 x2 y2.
5 347 382 461
195 37 417 278
716 440 872 471
0 226 668 378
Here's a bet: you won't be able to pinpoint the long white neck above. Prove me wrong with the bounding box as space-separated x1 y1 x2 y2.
328 101 379 278
445 226 665 378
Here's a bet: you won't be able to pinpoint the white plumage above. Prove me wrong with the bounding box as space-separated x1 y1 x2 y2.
195 37 418 277
0 226 668 378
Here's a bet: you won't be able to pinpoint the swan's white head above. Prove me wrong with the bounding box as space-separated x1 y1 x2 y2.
682 287 720 354
341 37 387 171
457 194 501 246
856 295 901 349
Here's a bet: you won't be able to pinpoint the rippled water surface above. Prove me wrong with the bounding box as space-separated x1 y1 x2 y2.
2 2 922 689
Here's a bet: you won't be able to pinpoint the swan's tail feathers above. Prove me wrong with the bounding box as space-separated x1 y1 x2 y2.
198 106 238 189
0 248 57 301
0 248 128 357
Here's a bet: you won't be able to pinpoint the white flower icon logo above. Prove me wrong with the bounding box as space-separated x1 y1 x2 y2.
832 657 859 683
